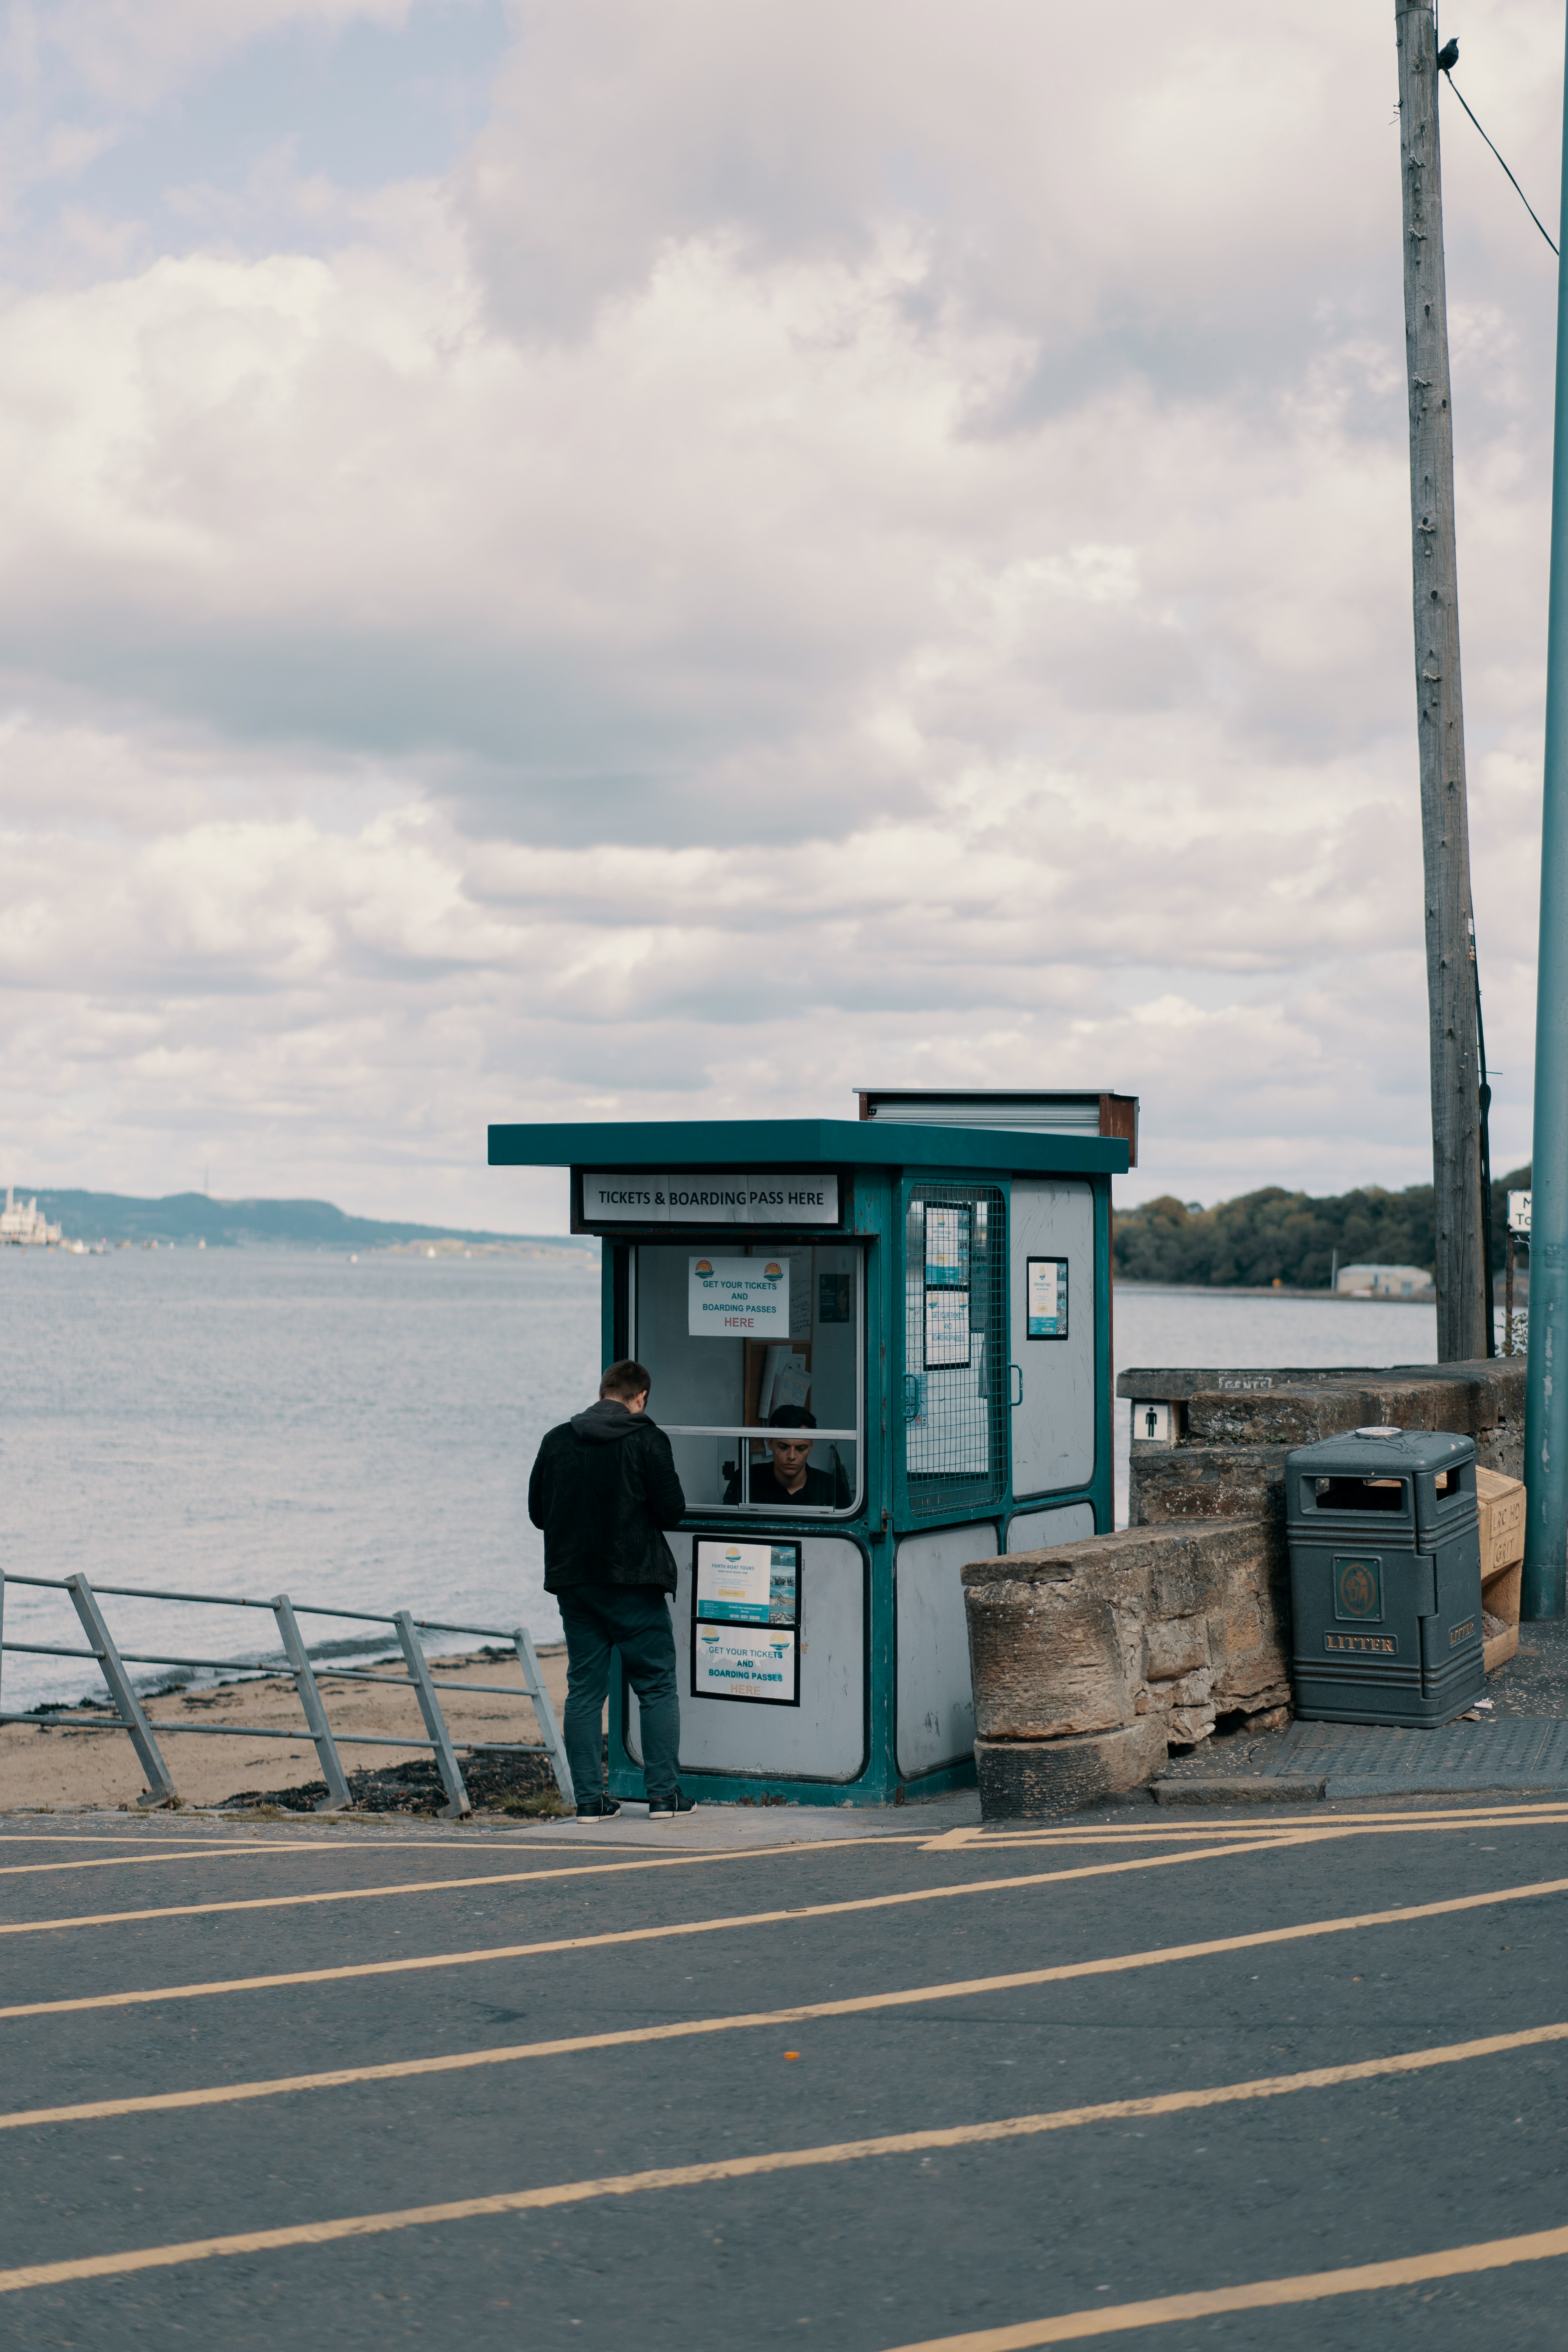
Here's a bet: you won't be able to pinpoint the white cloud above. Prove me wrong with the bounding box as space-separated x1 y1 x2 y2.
0 0 1556 1221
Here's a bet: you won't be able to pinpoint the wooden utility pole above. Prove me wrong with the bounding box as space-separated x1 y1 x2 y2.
1396 0 1488 1363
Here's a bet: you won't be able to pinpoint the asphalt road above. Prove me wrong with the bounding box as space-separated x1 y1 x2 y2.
3 1797 1568 2347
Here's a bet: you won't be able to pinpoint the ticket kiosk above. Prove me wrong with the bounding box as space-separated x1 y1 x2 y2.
489 1114 1129 1804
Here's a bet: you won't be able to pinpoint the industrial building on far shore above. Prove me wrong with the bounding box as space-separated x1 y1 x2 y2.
0 1189 62 1246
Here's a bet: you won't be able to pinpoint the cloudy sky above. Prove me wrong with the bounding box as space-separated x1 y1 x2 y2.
0 0 1561 1233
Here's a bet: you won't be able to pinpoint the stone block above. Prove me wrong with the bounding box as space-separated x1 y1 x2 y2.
1131 1445 1288 1530
963 1577 1132 1740
1185 1388 1372 1448
963 1516 1291 1804
1210 1650 1292 1711
1144 1617 1210 1681
975 1715 1167 1819
1476 1425 1525 1481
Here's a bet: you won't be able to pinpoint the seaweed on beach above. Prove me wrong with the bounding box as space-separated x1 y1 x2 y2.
219 1744 564 1817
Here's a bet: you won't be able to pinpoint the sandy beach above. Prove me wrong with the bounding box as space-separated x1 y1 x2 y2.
0 1644 573 1814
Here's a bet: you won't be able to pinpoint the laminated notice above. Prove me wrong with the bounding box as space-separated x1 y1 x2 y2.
1026 1257 1067 1339
695 1540 798 1625
689 1257 789 1337
693 1625 799 1704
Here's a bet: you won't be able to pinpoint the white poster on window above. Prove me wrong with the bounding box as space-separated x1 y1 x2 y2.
924 1289 971 1368
693 1624 799 1703
688 1257 790 1337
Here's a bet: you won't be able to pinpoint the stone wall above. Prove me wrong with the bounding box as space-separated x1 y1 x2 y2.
960 1356 1523 1819
962 1518 1289 1818
1123 1357 1524 1536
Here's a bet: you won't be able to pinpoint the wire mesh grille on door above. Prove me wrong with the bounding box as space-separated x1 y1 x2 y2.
902 1184 1007 1517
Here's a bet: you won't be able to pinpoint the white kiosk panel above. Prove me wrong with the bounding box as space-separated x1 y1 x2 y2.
895 1521 996 1777
1009 1178 1096 1497
626 1536 867 1781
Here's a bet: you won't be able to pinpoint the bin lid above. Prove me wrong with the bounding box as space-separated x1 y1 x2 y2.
1285 1427 1474 1475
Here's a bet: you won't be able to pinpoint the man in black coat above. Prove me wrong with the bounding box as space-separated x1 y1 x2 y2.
528 1357 693 1820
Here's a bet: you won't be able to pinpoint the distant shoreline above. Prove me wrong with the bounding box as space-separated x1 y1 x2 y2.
1114 1280 1435 1305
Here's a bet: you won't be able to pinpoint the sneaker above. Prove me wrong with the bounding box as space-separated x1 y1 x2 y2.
575 1798 622 1821
646 1790 698 1819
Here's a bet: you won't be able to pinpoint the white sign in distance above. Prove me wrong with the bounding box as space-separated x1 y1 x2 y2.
581 1174 839 1225
693 1624 798 1703
689 1256 790 1337
1509 1190 1532 1237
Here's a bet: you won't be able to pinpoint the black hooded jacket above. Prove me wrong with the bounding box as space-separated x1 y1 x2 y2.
527 1399 687 1593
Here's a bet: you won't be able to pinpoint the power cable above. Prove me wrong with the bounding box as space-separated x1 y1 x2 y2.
1439 42 1558 257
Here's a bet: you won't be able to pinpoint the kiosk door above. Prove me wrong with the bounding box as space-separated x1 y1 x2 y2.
1010 1177 1095 1497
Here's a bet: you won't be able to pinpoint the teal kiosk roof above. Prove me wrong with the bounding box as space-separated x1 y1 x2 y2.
491 1115 1122 1807
489 1117 1130 1179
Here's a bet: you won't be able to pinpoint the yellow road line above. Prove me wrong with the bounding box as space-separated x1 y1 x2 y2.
0 1847 292 1880
9 2005 1568 2136
0 1830 267 1841
4 2025 1566 2296
0 1837 910 1933
0 1839 1293 2021
7 1863 1568 2124
0 1832 1295 1940
881 2226 1568 2348
927 1804 1568 1850
11 1806 1543 1936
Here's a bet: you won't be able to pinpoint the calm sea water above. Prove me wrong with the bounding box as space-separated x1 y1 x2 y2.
1 1250 1437 1712
2 1246 602 1712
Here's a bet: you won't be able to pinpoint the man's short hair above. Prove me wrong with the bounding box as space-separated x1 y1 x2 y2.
600 1359 652 1402
768 1404 817 1430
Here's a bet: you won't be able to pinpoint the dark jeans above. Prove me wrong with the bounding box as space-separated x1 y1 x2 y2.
556 1583 681 1806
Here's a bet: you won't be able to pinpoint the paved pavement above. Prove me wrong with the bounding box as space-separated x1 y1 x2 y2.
4 1793 1568 2345
1155 1617 1568 1803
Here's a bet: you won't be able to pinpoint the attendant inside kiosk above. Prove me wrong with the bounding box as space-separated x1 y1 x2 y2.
630 1239 861 1514
723 1406 853 1508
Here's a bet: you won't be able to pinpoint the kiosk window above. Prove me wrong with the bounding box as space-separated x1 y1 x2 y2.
631 1243 863 1515
903 1183 1007 1518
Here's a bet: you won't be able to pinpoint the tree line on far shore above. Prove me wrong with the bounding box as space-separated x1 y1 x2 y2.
1113 1165 1530 1291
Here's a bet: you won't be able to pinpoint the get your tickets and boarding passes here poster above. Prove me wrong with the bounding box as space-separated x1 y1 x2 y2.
688 1256 790 1336
693 1625 799 1704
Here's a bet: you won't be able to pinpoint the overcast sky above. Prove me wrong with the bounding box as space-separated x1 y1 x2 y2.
0 0 1560 1232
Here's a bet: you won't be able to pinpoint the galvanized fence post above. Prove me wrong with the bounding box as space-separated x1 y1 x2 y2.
64 1573 177 1807
510 1624 572 1801
393 1610 471 1818
271 1595 353 1809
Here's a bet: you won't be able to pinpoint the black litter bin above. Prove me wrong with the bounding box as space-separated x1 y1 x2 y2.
1285 1426 1484 1726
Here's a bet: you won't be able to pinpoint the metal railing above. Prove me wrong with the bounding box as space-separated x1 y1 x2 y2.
0 1571 572 1819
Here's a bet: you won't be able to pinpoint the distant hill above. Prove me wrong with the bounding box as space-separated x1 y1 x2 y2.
1114 1165 1530 1291
16 1190 593 1253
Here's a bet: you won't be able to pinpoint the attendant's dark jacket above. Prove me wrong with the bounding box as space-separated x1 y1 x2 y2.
528 1399 687 1594
722 1461 843 1508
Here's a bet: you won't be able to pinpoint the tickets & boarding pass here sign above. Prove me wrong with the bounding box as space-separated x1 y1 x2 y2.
581 1173 840 1225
